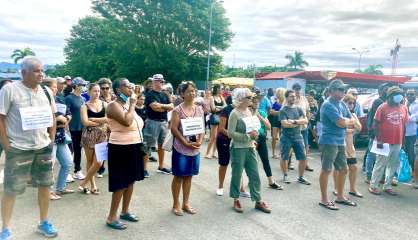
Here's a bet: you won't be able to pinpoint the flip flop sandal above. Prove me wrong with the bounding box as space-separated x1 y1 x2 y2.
106 220 127 230
182 206 197 214
319 201 339 210
335 199 357 207
349 191 364 198
120 213 139 222
332 191 338 196
78 186 90 194
172 208 184 216
91 189 100 195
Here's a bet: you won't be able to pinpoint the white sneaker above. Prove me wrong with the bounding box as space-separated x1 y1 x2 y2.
96 174 103 178
73 171 85 180
239 191 251 198
216 188 224 196
66 174 75 183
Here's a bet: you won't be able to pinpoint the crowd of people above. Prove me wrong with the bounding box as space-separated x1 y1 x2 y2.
0 56 417 239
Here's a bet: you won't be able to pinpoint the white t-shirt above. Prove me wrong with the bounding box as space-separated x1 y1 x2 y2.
0 81 57 150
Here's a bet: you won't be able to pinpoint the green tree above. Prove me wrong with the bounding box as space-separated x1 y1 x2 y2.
10 47 36 64
285 51 309 71
64 0 233 86
355 64 384 75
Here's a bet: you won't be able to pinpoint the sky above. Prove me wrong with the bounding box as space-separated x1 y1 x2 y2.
1 0 417 75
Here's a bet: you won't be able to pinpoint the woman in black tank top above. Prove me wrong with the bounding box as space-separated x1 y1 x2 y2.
205 84 226 158
79 84 108 194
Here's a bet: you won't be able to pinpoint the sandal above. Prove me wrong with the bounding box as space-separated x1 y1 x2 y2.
349 191 363 198
106 220 127 230
78 186 90 194
91 188 100 195
335 198 357 207
319 201 339 210
49 192 61 201
120 213 139 222
182 206 197 215
56 189 75 195
172 208 184 216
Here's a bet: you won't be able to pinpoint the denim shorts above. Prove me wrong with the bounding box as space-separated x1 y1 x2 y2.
320 144 347 171
171 148 200 177
4 145 54 195
143 119 168 147
280 136 306 161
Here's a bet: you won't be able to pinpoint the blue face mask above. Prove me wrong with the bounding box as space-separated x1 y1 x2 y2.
119 93 129 103
393 94 403 104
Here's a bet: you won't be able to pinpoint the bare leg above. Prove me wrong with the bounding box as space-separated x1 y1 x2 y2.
332 170 337 192
298 160 307 177
335 168 348 200
182 176 193 208
280 160 289 175
171 176 182 211
38 186 50 222
85 154 101 190
218 165 228 189
121 184 134 214
271 128 278 157
143 153 149 171
348 164 358 193
319 170 331 203
157 144 165 169
206 125 218 157
1 194 16 230
107 189 125 222
79 147 94 188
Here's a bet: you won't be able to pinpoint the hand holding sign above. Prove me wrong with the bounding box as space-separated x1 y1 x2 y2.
242 116 261 133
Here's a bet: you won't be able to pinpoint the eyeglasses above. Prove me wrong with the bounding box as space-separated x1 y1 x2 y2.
245 96 253 100
101 87 110 90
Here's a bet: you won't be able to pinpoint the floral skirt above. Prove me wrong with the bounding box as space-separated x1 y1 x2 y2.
81 125 109 148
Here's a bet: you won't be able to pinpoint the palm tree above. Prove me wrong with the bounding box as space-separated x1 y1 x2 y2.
285 51 309 71
10 47 36 64
355 64 384 75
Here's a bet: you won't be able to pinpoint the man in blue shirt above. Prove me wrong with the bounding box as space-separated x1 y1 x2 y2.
318 79 357 210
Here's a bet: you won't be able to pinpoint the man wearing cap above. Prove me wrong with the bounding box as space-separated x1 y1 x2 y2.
65 77 88 181
55 77 66 103
291 83 314 172
319 79 357 210
63 76 72 97
0 57 58 238
369 86 408 195
144 74 173 175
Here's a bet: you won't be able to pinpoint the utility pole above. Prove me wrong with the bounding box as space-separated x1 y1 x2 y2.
390 39 401 75
352 47 369 71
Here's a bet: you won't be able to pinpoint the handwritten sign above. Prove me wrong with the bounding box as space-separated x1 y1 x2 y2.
94 142 108 163
19 106 53 131
56 103 67 114
242 116 261 133
181 117 204 136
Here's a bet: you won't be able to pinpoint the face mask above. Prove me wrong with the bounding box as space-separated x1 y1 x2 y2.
393 94 403 104
119 93 129 103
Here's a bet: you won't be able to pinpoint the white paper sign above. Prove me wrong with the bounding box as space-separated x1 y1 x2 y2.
19 106 53 131
167 111 172 122
56 103 67 114
370 140 390 157
94 142 108 163
242 116 261 133
181 117 204 136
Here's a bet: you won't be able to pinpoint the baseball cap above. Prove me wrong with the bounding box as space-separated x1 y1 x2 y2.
64 75 71 80
56 77 65 84
72 77 88 86
328 79 349 91
292 83 302 90
347 88 359 95
152 74 165 81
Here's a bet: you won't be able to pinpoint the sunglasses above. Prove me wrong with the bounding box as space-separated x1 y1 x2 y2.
101 87 110 90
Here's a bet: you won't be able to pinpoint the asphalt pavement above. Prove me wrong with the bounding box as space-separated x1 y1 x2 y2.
1 142 418 240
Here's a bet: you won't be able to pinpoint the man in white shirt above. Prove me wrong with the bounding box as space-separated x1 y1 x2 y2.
0 57 58 239
405 89 418 188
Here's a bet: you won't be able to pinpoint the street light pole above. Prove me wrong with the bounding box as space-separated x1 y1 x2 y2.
206 0 215 90
352 47 369 71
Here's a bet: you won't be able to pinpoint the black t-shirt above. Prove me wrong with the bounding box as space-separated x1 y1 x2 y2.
135 106 147 122
145 90 171 121
279 106 305 139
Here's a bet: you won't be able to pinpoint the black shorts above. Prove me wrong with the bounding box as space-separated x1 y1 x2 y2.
268 115 281 128
216 136 231 166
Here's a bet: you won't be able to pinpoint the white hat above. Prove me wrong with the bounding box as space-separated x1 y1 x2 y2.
152 74 164 81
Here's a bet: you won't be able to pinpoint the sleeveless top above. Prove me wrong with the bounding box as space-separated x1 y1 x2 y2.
173 103 204 156
87 101 106 118
108 101 144 145
213 96 224 114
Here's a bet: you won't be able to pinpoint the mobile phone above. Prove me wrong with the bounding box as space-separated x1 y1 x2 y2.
189 135 197 142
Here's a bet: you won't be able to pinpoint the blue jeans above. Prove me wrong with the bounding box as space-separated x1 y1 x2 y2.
53 143 73 191
365 138 376 180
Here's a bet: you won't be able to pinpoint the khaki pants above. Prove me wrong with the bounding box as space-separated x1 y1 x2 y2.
229 147 261 202
370 144 401 190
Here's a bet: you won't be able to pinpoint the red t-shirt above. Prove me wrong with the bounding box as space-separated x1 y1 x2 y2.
374 102 408 144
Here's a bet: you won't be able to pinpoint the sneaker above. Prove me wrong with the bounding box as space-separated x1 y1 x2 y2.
149 156 157 162
216 188 224 196
96 174 104 178
144 170 150 178
0 228 11 240
157 167 171 175
255 201 271 213
239 191 251 198
37 220 58 238
391 178 398 186
66 174 74 183
305 166 314 172
288 165 295 170
233 199 243 213
283 174 291 184
73 171 85 180
269 182 283 190
298 176 311 185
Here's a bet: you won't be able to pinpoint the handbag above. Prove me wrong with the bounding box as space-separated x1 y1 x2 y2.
162 131 174 152
397 149 412 183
